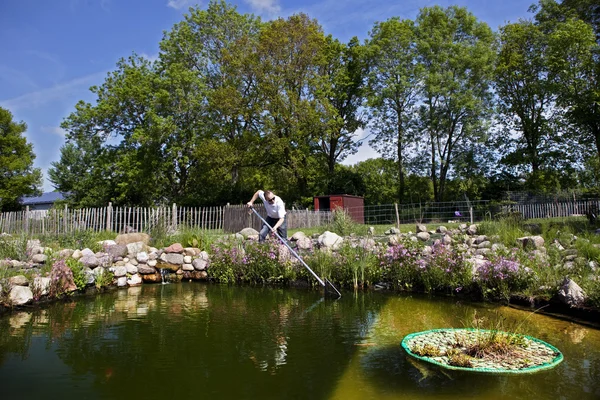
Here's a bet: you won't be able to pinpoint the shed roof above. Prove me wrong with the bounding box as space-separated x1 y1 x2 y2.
21 192 66 205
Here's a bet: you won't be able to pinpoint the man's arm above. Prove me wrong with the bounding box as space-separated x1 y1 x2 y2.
246 190 263 207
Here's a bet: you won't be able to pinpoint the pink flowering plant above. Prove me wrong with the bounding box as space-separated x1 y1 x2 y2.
416 243 471 293
375 238 422 290
475 248 537 300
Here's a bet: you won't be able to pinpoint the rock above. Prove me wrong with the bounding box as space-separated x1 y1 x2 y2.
183 247 200 256
291 231 307 241
84 268 95 285
81 248 94 257
467 224 478 235
388 235 403 245
72 249 82 259
156 261 180 272
58 249 74 259
239 228 259 239
296 237 313 250
442 235 453 245
160 253 184 265
9 275 29 286
137 264 157 274
9 286 33 305
80 254 99 268
318 231 343 250
475 248 492 256
192 252 209 271
557 278 586 307
117 277 128 287
416 232 430 242
478 241 492 249
32 277 51 296
436 226 448 234
92 266 106 278
142 272 162 283
136 252 149 263
126 263 138 275
385 227 400 235
357 238 376 251
517 236 545 249
182 263 194 271
115 233 150 245
368 226 375 235
126 241 146 256
100 239 117 248
112 266 127 278
416 224 427 233
30 253 47 264
127 274 142 286
473 235 487 245
165 243 184 253
183 255 192 264
147 259 157 268
106 244 128 258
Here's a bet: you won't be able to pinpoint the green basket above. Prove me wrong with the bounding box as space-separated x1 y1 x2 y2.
401 328 563 374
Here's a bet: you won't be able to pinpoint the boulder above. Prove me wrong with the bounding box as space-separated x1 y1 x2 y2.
81 248 94 257
112 265 127 278
416 224 427 233
165 243 184 253
9 275 29 287
416 232 430 242
436 226 448 234
296 237 313 251
136 252 149 263
137 264 157 274
183 270 208 281
156 261 180 273
32 277 51 296
72 249 82 260
126 263 138 275
239 228 259 239
31 254 48 264
160 252 184 265
126 241 146 256
318 231 343 250
80 254 99 268
117 277 128 287
106 244 128 258
127 274 143 286
115 233 150 245
9 286 33 305
467 224 478 235
291 231 307 241
384 227 400 235
557 278 586 307
142 272 163 283
182 263 195 271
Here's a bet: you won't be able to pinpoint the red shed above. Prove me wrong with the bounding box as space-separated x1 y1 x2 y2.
313 195 364 224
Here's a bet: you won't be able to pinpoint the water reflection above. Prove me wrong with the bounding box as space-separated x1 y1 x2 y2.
0 285 599 400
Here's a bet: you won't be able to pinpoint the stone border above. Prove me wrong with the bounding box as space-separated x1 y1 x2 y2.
401 328 563 374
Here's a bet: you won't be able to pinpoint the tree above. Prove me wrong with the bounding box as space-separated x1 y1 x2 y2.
366 18 422 203
255 13 328 200
352 158 399 205
317 36 367 189
416 6 496 202
0 107 41 211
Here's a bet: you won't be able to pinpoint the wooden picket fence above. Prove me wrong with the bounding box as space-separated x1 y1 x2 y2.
0 203 333 236
503 199 598 220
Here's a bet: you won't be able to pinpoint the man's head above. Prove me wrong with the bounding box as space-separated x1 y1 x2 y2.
265 190 276 203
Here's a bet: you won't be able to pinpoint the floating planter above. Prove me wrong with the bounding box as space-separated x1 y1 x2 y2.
401 328 563 374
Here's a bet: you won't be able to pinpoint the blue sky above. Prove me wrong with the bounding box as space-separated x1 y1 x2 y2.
0 0 535 192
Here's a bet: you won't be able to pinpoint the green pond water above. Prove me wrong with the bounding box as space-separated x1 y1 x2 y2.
0 283 599 400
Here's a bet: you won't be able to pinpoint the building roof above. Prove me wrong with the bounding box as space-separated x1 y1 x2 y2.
21 192 67 205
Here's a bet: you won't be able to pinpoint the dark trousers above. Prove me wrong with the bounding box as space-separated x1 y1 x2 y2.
259 216 287 243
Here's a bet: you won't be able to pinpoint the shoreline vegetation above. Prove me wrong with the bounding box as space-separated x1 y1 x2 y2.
1 212 599 327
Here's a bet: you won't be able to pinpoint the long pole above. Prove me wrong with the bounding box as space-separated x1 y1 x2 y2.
250 207 325 286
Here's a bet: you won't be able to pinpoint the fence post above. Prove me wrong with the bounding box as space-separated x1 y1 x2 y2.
172 203 177 231
24 206 29 235
394 203 400 229
106 202 112 232
63 204 68 234
469 206 473 225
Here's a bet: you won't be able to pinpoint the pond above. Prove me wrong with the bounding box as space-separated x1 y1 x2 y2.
0 283 599 400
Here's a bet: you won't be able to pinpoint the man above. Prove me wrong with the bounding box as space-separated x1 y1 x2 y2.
246 190 287 243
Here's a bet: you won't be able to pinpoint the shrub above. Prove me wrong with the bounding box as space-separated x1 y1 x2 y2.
66 258 88 291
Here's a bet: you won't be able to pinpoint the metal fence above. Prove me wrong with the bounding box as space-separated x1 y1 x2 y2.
1 198 596 236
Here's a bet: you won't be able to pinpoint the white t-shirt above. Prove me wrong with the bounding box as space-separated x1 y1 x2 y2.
258 190 286 219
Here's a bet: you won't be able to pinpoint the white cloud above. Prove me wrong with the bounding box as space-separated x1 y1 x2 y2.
0 71 105 111
167 0 196 10
244 0 281 15
41 126 67 137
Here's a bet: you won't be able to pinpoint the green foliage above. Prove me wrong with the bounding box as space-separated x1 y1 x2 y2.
0 234 28 261
66 258 88 291
327 208 361 236
37 230 114 252
0 107 42 211
94 268 114 289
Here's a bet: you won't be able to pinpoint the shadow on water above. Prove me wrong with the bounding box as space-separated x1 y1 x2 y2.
359 344 500 398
